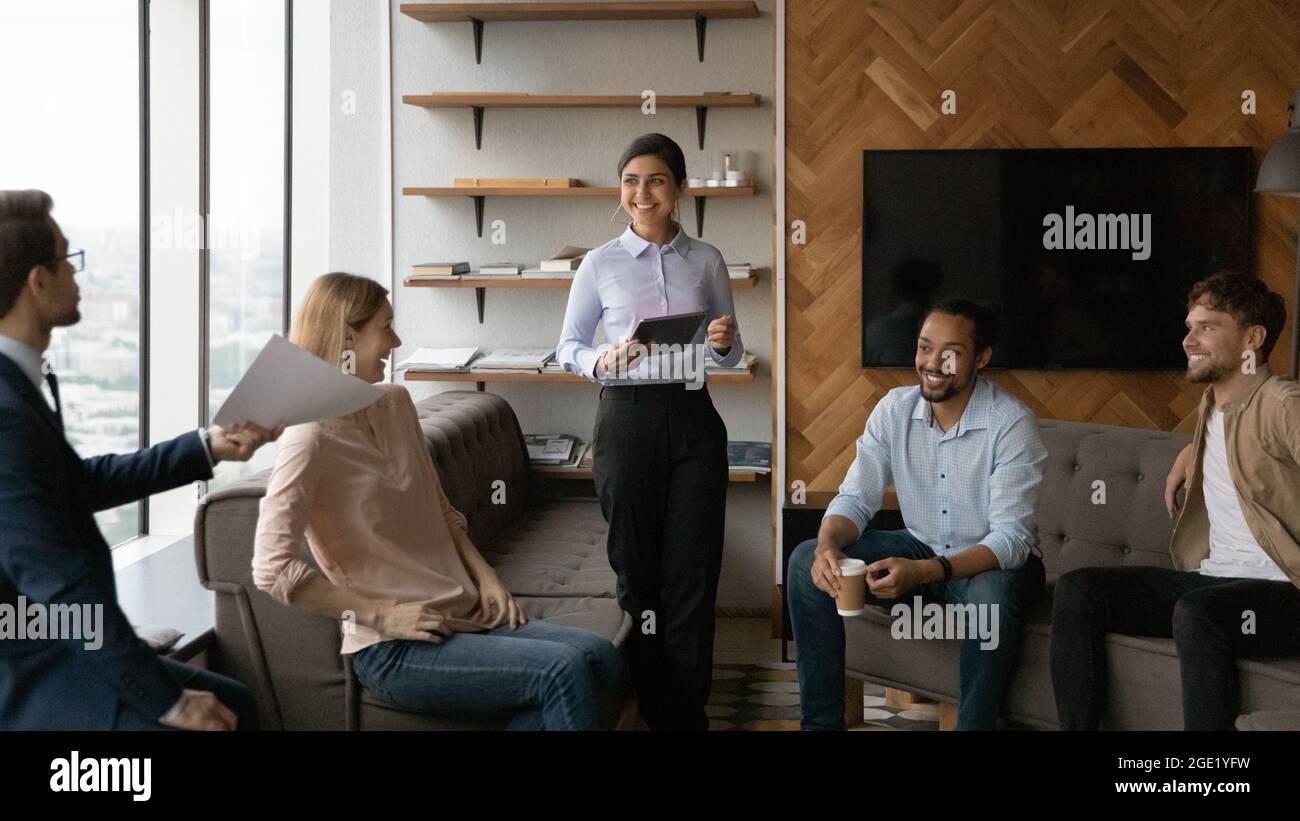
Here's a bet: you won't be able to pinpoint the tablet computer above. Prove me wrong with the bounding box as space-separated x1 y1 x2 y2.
630 311 707 348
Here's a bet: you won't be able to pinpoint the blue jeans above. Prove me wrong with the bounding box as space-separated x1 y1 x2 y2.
787 530 1044 731
350 620 625 731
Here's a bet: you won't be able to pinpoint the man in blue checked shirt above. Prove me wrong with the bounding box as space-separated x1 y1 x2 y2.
787 299 1047 730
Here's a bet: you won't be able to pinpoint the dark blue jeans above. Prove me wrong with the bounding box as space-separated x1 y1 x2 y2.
787 529 1044 730
351 620 625 731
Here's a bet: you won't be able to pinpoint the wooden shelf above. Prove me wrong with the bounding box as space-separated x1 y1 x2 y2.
404 270 762 288
403 184 757 198
404 93 761 109
404 93 761 149
405 184 759 238
400 3 760 63
405 270 762 322
402 360 757 389
401 2 759 22
533 465 766 482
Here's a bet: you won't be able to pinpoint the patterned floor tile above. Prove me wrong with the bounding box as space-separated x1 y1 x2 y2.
705 663 941 732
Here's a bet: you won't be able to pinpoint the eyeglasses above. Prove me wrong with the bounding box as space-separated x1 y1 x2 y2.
46 250 85 273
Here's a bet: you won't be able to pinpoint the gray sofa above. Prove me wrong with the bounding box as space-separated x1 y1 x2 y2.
843 419 1300 729
194 390 629 730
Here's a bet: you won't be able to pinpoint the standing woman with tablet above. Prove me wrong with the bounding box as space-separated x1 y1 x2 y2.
557 133 744 731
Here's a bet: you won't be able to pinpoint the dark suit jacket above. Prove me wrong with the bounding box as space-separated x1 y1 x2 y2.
0 351 213 729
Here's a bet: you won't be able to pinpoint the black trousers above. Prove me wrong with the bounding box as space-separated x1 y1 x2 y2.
592 382 729 731
1050 565 1300 730
112 656 260 730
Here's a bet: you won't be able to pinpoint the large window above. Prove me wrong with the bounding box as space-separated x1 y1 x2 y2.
0 1 143 546
207 0 288 489
1 0 297 542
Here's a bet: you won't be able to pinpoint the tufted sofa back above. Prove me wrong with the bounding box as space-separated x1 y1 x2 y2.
1035 420 1191 581
413 391 533 545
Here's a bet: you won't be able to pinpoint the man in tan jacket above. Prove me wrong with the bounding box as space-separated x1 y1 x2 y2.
1050 271 1300 730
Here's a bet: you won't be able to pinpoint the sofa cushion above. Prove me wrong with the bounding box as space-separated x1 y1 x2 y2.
482 500 617 598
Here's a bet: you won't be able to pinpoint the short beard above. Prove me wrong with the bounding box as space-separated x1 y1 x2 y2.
918 372 968 403
52 307 81 327
1187 361 1231 384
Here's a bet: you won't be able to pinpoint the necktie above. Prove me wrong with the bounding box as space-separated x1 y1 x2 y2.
45 369 64 431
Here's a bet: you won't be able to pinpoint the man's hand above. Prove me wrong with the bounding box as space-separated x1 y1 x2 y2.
160 689 238 731
1165 443 1193 519
810 542 848 596
209 421 285 463
707 314 736 354
864 557 929 600
375 599 454 643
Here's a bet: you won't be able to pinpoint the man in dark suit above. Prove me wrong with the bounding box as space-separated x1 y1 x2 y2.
0 189 282 730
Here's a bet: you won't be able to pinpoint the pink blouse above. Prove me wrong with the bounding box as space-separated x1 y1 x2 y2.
252 383 486 654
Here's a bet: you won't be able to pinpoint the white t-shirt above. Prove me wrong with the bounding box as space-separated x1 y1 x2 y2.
1198 407 1289 581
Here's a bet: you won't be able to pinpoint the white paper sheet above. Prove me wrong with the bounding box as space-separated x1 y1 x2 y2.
212 334 384 429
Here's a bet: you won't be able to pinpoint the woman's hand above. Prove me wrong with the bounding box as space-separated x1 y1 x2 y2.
476 575 527 630
707 314 736 354
374 599 454 643
597 338 646 378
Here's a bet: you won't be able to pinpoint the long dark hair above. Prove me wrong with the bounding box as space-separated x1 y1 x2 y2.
617 133 687 187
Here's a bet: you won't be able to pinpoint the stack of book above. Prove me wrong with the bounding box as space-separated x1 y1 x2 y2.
727 262 752 280
469 348 555 373
453 176 580 188
704 351 756 375
409 262 470 281
394 347 479 373
522 245 588 280
463 263 524 280
727 441 771 475
525 434 588 469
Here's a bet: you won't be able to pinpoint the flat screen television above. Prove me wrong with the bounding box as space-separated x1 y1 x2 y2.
860 147 1253 369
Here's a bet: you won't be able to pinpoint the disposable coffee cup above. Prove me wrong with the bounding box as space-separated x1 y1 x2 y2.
836 558 867 616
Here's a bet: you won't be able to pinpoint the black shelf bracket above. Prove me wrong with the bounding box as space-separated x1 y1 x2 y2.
693 195 706 237
464 12 716 66
472 105 484 149
695 105 708 149
475 286 486 324
475 380 486 392
470 17 484 64
473 195 485 237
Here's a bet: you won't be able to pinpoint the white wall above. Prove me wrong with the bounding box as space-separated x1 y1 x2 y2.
291 0 332 317
330 0 776 611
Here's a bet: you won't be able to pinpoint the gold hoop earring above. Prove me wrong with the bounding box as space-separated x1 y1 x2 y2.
609 202 633 226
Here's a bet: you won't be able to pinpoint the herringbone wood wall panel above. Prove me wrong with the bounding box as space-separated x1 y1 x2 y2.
785 0 1300 492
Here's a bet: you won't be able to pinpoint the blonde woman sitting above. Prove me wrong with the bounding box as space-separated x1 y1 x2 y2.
252 272 624 730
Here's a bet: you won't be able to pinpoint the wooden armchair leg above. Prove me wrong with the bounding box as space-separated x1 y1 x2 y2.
939 702 958 731
884 687 918 709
